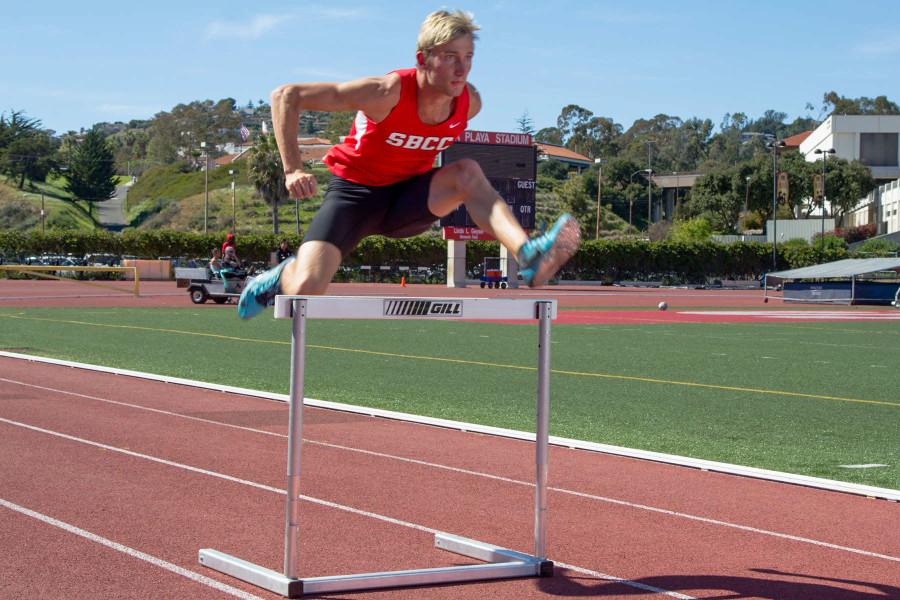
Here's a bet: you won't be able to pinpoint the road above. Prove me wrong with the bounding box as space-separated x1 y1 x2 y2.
95 180 131 229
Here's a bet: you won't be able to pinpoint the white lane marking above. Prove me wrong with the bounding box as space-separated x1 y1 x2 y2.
839 464 889 469
552 561 695 599
680 310 900 321
5 353 897 503
0 497 265 600
0 417 692 599
2 388 899 566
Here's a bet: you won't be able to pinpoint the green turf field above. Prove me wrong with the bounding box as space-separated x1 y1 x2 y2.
1 307 897 490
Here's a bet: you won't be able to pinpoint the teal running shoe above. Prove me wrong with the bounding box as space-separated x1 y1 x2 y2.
517 214 581 288
237 257 294 319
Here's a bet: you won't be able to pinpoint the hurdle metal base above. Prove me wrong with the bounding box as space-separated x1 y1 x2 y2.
200 533 552 597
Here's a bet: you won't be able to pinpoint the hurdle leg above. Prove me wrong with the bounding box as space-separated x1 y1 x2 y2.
284 299 307 578
534 301 552 567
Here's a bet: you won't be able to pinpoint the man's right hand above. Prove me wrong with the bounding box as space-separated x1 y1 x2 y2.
285 170 318 199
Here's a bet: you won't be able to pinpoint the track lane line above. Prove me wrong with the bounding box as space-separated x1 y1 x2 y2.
2 378 898 565
3 314 896 407
0 415 692 598
0 497 266 600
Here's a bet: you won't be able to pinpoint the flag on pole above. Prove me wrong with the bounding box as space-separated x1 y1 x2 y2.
240 123 250 141
261 120 269 135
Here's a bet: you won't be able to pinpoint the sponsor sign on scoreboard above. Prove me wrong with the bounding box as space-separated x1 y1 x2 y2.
439 130 537 234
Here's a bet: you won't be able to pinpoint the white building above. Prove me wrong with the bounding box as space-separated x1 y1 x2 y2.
799 115 900 182
847 178 900 236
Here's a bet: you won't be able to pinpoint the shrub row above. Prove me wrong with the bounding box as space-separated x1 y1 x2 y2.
0 230 852 279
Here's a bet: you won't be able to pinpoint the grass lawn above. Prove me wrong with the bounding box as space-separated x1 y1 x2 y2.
0 180 98 230
0 306 897 489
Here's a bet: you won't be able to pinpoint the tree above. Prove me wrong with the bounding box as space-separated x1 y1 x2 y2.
247 133 289 234
822 91 900 116
685 169 743 232
65 129 118 217
556 104 594 142
322 111 355 144
515 110 535 135
0 110 57 189
534 127 563 145
818 157 876 222
555 172 594 237
669 217 713 243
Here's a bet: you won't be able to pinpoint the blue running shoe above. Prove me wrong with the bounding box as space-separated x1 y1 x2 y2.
517 213 581 288
238 257 294 319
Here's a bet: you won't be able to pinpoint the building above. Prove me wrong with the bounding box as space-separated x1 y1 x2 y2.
799 115 900 182
782 130 812 149
846 178 900 236
214 138 333 168
535 143 593 172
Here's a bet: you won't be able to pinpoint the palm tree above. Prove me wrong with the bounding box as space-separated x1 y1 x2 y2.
247 132 288 233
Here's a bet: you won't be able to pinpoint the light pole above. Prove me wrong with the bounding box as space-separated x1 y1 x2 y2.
814 148 836 249
768 140 786 270
200 141 209 234
744 175 751 212
228 169 237 233
594 158 605 239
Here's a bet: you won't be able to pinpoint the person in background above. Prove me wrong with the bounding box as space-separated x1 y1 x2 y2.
209 247 222 276
220 246 242 293
222 233 236 255
276 239 294 263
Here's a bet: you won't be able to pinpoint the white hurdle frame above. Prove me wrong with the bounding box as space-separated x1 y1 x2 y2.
200 296 557 597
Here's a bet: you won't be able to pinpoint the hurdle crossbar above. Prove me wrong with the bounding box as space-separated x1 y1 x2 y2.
200 295 557 597
0 264 140 297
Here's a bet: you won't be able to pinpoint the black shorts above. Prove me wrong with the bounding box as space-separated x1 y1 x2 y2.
303 170 439 257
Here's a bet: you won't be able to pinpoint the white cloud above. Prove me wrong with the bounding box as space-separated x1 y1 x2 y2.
205 14 290 41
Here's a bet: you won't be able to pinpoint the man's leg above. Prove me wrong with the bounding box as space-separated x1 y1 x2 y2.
427 159 529 253
237 241 341 319
427 159 580 287
279 241 342 295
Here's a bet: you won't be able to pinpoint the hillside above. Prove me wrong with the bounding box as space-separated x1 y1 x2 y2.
126 164 332 233
0 179 98 230
3 165 639 239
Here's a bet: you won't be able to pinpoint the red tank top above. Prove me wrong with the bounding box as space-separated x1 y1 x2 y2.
324 68 469 186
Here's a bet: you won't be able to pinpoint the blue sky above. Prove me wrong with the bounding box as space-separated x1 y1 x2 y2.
4 1 900 135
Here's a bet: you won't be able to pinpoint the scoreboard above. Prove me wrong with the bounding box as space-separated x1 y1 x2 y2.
439 130 537 240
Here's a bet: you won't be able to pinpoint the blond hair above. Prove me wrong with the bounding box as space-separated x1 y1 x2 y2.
417 10 479 58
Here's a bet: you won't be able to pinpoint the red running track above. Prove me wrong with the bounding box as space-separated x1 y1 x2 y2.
1 355 898 599
0 279 774 310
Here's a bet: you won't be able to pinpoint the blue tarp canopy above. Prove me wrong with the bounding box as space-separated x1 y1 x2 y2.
767 258 900 280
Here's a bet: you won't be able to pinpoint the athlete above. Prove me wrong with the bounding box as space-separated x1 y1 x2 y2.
238 9 580 318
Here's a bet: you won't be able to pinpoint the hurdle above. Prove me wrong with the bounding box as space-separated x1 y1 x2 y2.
199 295 557 596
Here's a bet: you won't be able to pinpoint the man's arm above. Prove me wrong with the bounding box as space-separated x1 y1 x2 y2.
270 74 401 198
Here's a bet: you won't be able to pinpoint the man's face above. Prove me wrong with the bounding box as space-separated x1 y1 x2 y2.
421 34 474 97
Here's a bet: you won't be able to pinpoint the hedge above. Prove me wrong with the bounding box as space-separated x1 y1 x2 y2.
0 230 851 279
